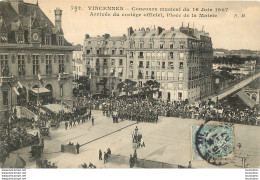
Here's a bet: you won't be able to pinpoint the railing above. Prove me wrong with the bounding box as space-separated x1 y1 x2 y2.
107 154 188 168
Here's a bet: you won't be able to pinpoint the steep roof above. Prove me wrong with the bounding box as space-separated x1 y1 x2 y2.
0 1 72 46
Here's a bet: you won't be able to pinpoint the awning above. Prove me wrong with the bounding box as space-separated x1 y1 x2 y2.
31 88 51 94
4 154 26 168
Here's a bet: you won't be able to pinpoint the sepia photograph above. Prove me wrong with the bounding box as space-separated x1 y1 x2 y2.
0 0 259 178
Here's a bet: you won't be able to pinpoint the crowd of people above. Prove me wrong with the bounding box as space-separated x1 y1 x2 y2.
0 123 39 164
77 97 258 126
36 158 57 168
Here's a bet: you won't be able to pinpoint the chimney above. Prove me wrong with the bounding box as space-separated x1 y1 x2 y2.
85 34 90 39
54 8 62 30
170 27 175 31
10 0 23 14
157 26 163 35
127 27 134 36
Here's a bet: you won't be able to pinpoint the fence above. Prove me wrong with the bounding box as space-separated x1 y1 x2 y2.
107 154 188 168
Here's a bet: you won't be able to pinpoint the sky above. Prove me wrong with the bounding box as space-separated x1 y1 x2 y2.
23 0 260 50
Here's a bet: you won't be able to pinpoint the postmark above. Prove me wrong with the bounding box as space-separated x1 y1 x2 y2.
192 122 234 165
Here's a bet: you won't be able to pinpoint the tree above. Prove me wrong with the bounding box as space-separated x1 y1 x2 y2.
142 80 160 99
117 79 137 96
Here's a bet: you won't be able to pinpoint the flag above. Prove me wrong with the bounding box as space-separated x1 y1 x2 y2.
58 73 61 82
13 87 20 96
17 81 23 89
38 74 44 85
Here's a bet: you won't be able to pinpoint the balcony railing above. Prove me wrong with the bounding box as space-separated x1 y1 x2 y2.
167 77 174 80
138 56 144 59
0 76 15 86
146 66 150 69
168 66 174 69
138 65 144 69
145 76 150 79
128 75 133 78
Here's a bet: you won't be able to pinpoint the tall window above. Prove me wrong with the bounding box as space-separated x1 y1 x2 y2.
103 59 107 66
17 33 24 44
60 85 63 97
18 55 25 76
170 43 174 49
58 55 65 73
58 36 63 46
139 42 143 49
130 52 134 58
111 59 115 66
149 42 153 49
45 35 51 45
160 44 164 49
119 59 123 66
120 50 123 55
0 55 9 77
129 70 133 78
180 53 184 60
46 55 52 74
32 55 39 75
169 52 174 59
179 62 183 69
138 52 144 58
3 90 8 105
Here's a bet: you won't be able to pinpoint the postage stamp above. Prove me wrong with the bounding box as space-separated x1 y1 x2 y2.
191 123 234 165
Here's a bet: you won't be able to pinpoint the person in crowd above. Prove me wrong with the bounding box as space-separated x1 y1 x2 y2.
92 116 95 126
76 143 80 154
99 149 102 160
65 121 68 130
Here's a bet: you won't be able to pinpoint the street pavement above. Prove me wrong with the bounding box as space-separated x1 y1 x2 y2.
11 110 260 168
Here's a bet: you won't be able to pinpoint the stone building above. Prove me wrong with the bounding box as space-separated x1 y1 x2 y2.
0 0 74 119
126 26 213 102
83 34 127 95
72 44 85 81
84 25 213 102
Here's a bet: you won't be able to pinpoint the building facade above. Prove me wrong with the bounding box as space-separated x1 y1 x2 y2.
0 0 74 119
83 25 213 102
72 44 85 81
83 34 127 95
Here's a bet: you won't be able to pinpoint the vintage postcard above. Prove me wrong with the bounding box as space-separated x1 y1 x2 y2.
0 0 259 174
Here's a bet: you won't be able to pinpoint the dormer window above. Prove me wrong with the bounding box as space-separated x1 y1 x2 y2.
58 36 63 46
160 34 166 41
17 32 24 44
150 34 155 42
0 33 7 43
45 35 51 45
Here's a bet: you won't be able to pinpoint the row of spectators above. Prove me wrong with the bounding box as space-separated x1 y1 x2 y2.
75 97 259 126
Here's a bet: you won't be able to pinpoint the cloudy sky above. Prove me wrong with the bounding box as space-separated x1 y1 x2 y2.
24 0 260 50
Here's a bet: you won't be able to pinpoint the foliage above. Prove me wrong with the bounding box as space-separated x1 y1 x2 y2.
141 80 160 99
117 79 137 96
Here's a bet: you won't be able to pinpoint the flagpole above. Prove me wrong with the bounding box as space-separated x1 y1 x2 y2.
38 73 40 126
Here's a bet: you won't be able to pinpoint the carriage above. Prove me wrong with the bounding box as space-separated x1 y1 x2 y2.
40 127 51 139
29 144 44 161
